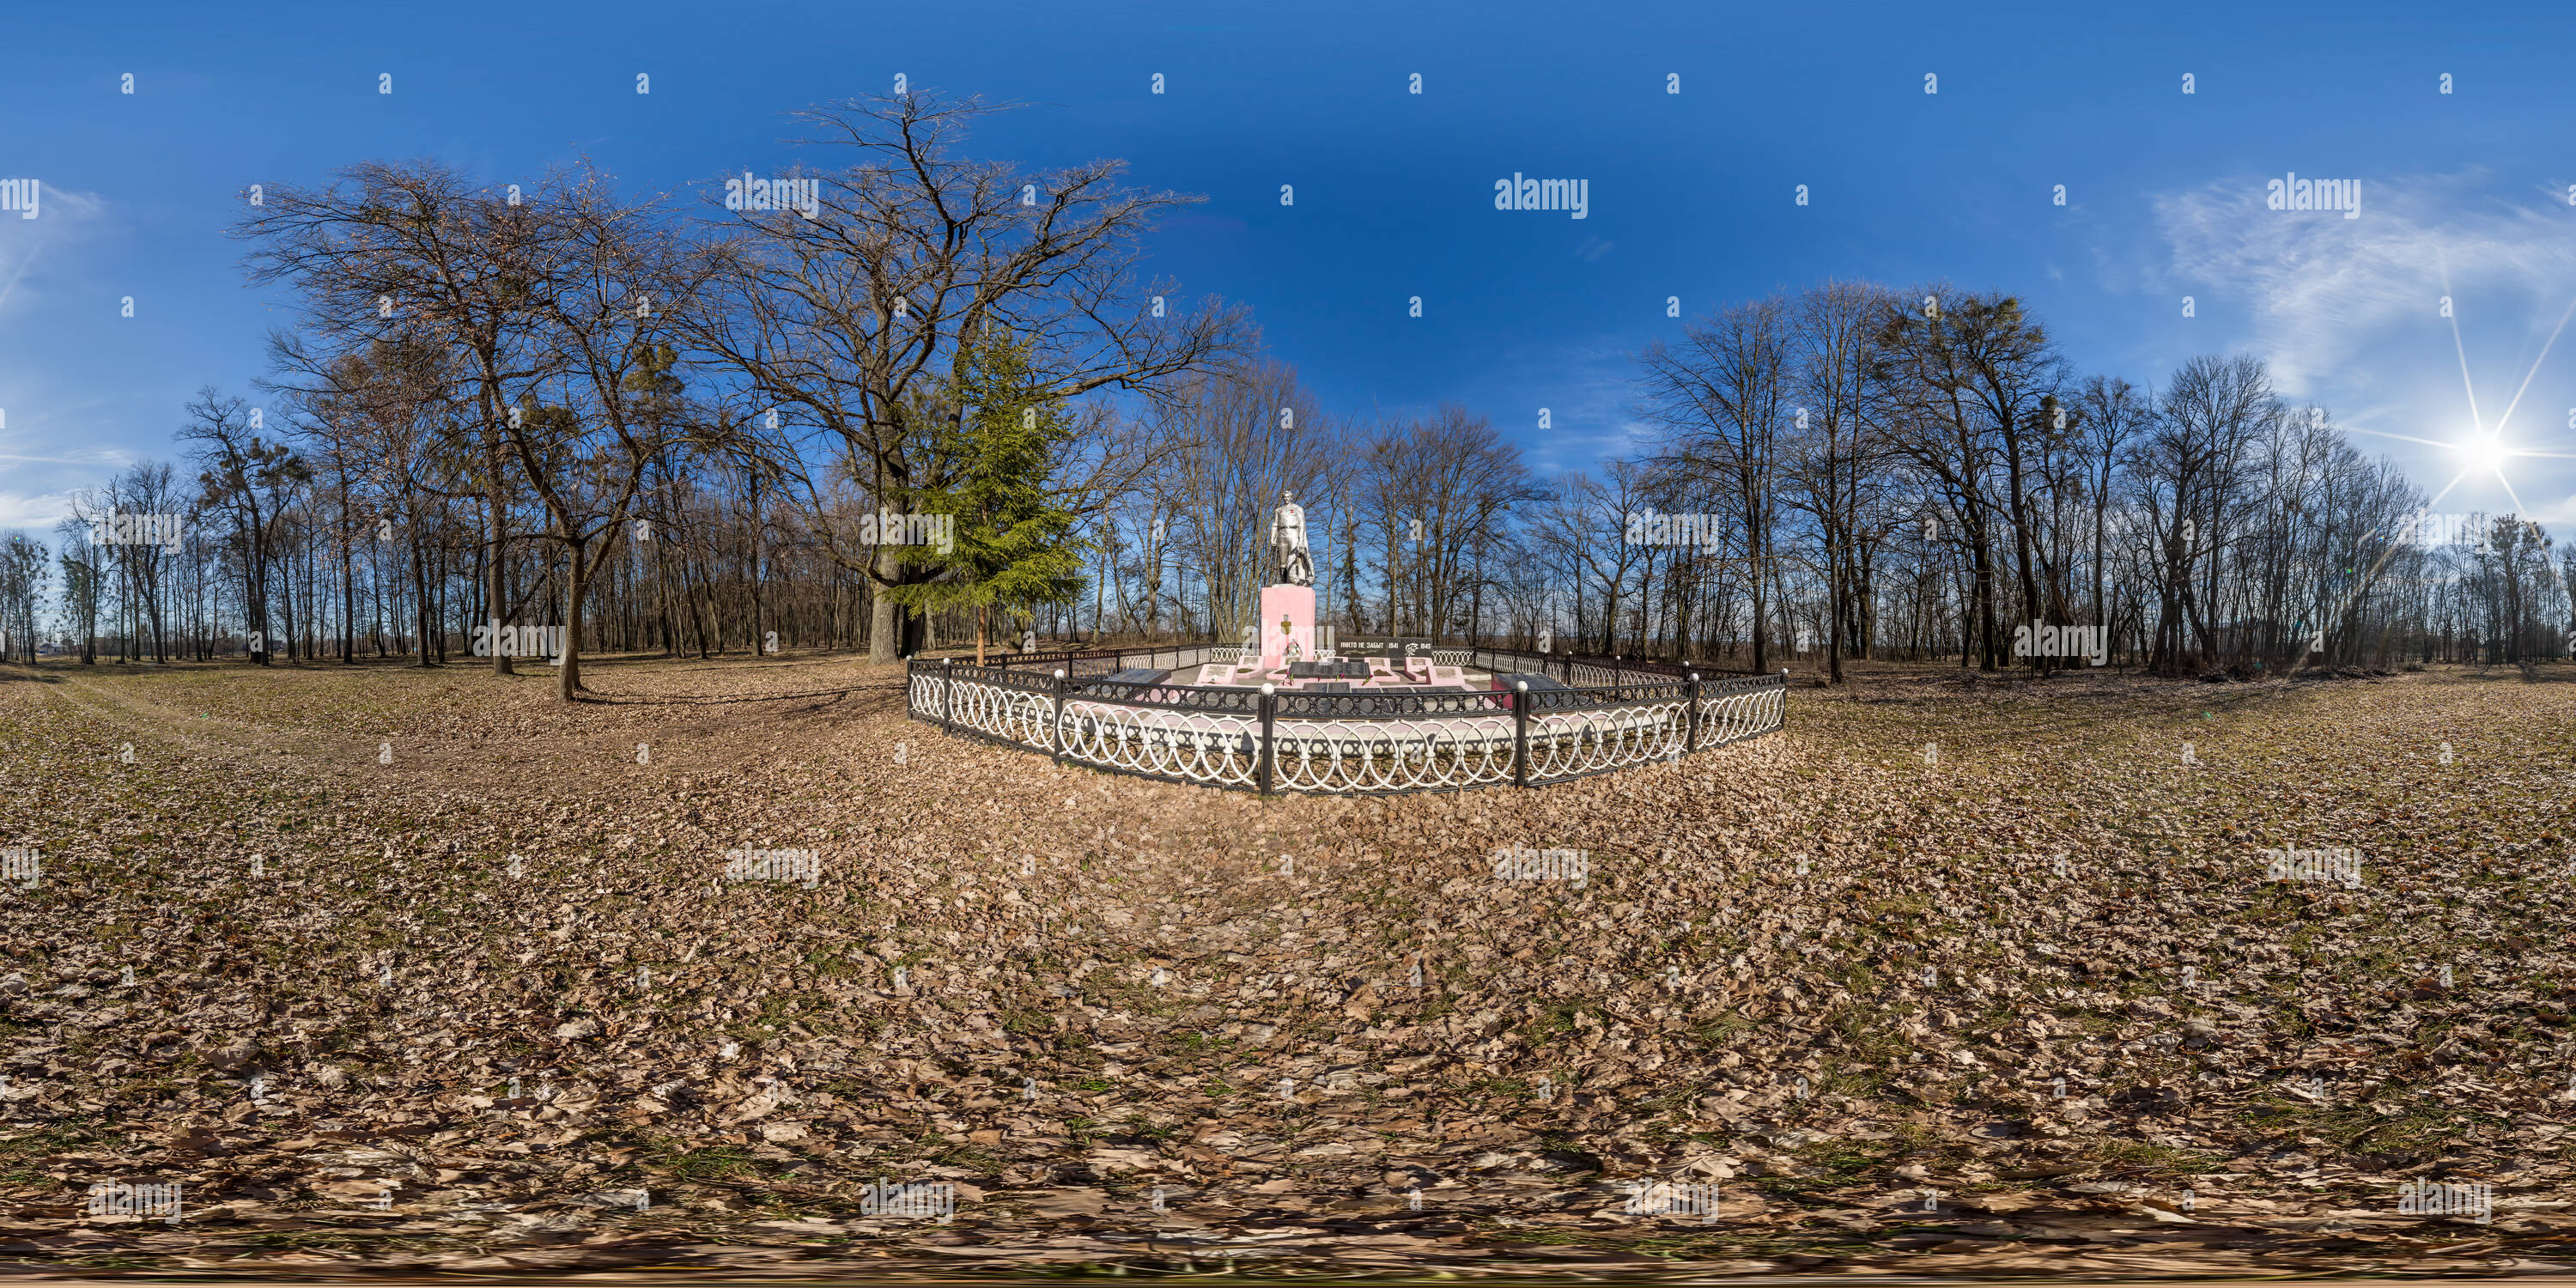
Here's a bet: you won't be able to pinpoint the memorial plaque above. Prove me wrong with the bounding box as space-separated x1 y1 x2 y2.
1337 635 1434 659
1288 659 1370 680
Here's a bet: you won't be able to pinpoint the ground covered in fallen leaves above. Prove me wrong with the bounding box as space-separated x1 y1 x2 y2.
2 652 2573 1279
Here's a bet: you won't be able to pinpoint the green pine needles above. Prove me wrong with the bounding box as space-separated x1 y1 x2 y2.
881 338 1091 664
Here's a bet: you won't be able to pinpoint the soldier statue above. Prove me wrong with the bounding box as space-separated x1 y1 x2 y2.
1267 489 1313 587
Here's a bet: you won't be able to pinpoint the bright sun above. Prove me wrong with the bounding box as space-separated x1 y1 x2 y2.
2458 434 2510 475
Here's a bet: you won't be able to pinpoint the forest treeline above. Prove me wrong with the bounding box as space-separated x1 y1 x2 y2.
2 93 2563 690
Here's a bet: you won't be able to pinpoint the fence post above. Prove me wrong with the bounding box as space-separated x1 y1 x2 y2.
940 657 955 737
1686 672 1702 752
1512 680 1531 787
1779 667 1790 732
1053 669 1069 763
1257 683 1278 794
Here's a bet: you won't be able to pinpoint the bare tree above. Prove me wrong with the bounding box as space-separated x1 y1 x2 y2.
1783 282 1897 683
508 166 705 699
1153 362 1334 640
0 532 46 663
2131 355 2275 674
693 91 1253 661
181 389 307 664
1637 296 1792 671
53 512 101 664
237 159 562 677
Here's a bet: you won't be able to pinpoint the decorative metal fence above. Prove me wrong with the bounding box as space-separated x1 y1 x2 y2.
906 642 1786 794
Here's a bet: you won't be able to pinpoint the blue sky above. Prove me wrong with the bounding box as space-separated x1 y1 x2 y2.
7 0 2576 532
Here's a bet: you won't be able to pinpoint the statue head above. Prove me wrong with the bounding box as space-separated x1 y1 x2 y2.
1282 489 1295 507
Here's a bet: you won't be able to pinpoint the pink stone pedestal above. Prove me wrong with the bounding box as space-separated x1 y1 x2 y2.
1259 584 1316 674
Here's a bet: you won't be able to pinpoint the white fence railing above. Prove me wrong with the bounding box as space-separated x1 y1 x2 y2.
911 653 1786 795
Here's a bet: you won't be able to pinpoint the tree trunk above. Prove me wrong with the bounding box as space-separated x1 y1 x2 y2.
1825 536 1844 685
488 454 514 676
557 564 588 701
411 526 434 667
869 544 902 662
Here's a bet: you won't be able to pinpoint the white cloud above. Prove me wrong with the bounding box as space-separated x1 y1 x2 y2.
2154 169 2576 395
0 183 108 321
0 184 131 536
0 489 78 533
0 443 137 534
1512 334 1655 474
2154 169 2576 523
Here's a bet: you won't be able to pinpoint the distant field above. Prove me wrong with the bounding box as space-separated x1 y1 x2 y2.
3 655 2572 1277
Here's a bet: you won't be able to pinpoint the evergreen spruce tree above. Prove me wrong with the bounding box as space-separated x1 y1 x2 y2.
884 338 1090 664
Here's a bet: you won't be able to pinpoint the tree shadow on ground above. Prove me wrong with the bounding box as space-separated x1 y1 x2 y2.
2456 662 2576 683
574 683 904 708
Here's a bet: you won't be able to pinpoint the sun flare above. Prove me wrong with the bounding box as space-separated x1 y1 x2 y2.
2456 434 2510 475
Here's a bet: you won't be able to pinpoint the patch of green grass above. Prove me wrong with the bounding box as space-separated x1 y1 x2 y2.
1166 1030 1234 1055
1691 1009 1760 1046
2236 1084 2500 1159
1818 1064 1887 1101
225 1230 467 1254
1628 1083 1701 1121
928 1143 1003 1173
1521 999 1597 1044
2082 1138 2227 1178
0 1122 109 1185
1120 1114 1176 1140
646 1142 765 1184
1753 1137 1905 1195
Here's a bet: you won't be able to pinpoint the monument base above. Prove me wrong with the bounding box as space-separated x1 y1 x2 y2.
1258 584 1316 674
